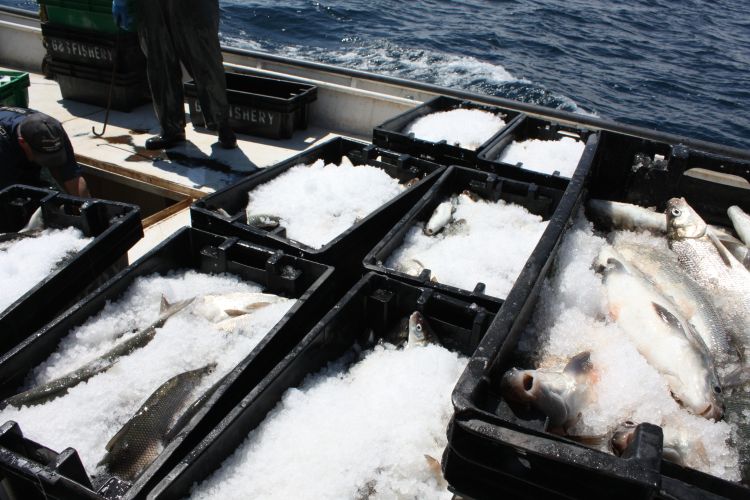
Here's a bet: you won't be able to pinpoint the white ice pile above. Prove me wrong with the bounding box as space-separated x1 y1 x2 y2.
386 193 548 299
518 215 740 480
497 136 586 177
0 270 295 474
405 108 506 150
190 342 466 500
0 227 92 312
246 158 405 249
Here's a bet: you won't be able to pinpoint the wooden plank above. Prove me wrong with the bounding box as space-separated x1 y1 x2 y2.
142 197 193 229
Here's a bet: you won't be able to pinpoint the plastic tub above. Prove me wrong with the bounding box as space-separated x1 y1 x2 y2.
49 58 150 111
42 23 145 72
190 137 445 270
0 70 30 108
0 184 142 357
184 72 317 139
149 272 494 499
444 132 750 499
372 95 522 168
362 160 595 312
0 227 334 499
477 115 600 190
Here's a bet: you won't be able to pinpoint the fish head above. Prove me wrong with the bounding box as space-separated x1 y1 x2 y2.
610 421 638 456
407 311 432 347
669 368 724 421
666 198 707 240
500 368 575 428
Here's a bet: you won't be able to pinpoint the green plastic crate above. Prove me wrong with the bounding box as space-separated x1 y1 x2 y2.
37 0 136 33
0 71 30 108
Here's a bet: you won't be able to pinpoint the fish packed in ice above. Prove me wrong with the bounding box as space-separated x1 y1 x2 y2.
386 191 548 299
0 270 295 483
404 108 506 150
501 198 750 482
0 216 92 311
496 135 586 177
190 311 460 500
245 157 413 249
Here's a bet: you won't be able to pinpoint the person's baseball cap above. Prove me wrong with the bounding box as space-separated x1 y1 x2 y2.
18 113 69 169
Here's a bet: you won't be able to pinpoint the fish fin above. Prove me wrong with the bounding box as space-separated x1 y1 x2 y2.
424 455 447 487
651 302 683 330
104 421 134 453
721 366 750 389
693 441 710 469
707 231 737 268
223 309 249 318
160 295 171 314
564 351 593 375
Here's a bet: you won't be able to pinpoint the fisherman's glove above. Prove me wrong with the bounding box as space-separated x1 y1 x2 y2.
112 0 133 31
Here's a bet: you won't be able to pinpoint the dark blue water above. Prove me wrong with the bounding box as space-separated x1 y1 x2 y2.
5 0 750 148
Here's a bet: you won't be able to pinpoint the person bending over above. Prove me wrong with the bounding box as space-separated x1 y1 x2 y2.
0 107 90 197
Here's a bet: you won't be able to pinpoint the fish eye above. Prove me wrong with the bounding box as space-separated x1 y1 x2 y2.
416 324 422 332
670 208 681 217
714 386 722 394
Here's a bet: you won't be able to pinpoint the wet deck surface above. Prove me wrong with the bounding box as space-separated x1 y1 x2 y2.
7 68 367 261
17 70 364 197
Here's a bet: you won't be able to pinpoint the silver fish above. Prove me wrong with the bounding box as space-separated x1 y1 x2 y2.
424 199 456 236
191 292 285 323
612 241 740 367
407 311 435 348
720 239 750 271
587 199 666 233
666 198 750 357
611 421 709 470
599 250 723 420
728 205 750 246
4 296 194 408
500 352 596 432
98 363 216 481
246 214 281 229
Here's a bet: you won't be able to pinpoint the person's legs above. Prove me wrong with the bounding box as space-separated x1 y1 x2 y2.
166 0 236 148
135 0 187 148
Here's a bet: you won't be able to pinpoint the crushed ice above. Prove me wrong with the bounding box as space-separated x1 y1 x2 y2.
190 342 465 500
246 158 405 249
0 227 92 311
497 136 586 177
405 108 506 150
0 270 295 474
386 193 548 299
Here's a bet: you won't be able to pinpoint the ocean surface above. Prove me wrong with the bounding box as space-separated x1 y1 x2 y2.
4 0 750 148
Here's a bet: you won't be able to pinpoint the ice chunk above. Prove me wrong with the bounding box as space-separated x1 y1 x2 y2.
497 136 586 177
386 194 547 299
246 159 404 249
190 343 466 500
0 227 92 311
405 108 506 150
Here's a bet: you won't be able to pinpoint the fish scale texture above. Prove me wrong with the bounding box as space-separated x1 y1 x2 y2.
102 368 206 480
670 238 750 351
